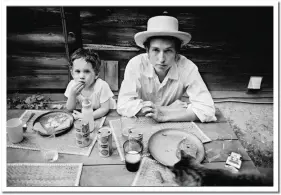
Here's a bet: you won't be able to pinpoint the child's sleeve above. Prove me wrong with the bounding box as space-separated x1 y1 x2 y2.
99 81 116 109
99 81 114 104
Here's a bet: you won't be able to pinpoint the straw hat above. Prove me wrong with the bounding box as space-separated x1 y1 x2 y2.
134 15 192 48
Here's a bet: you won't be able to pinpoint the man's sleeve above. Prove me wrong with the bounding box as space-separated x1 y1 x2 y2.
117 59 143 117
185 66 217 122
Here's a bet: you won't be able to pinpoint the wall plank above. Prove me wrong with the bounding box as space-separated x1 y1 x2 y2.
7 75 68 90
7 53 69 76
104 61 118 91
7 7 70 92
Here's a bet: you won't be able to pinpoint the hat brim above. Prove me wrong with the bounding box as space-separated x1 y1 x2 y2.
134 31 191 49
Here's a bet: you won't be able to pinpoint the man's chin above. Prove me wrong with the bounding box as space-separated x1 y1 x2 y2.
155 66 169 74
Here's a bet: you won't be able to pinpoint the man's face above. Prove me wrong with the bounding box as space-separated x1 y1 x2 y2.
147 38 177 76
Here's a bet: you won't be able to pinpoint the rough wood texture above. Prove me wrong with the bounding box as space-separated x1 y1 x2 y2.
80 165 135 186
6 109 259 186
80 7 273 93
7 7 273 96
7 75 69 90
7 53 69 76
196 122 238 140
104 61 118 91
203 161 259 174
6 7 76 91
203 140 252 162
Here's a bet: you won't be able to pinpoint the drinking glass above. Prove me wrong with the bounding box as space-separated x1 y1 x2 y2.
123 139 143 172
36 132 59 162
7 118 23 143
120 116 138 139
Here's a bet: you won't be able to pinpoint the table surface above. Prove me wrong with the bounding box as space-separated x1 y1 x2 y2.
6 108 259 187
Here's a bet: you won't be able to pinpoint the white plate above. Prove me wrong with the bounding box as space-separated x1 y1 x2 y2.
148 129 205 166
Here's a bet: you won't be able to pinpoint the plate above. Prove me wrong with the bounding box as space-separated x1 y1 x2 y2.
148 129 205 166
32 110 74 136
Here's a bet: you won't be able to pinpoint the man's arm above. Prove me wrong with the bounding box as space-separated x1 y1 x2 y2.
145 104 199 122
117 59 143 117
185 65 217 122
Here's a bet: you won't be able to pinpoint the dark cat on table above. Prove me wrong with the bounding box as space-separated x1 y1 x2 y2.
170 150 273 186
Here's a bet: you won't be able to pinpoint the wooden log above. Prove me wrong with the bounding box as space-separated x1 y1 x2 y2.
200 73 273 91
7 7 62 32
83 44 273 75
7 75 69 90
7 53 69 77
7 53 69 68
7 28 76 53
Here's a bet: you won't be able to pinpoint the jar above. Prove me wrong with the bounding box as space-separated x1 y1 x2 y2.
81 99 95 133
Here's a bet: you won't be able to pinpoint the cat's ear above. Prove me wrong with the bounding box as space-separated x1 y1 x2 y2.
180 150 189 159
180 150 196 163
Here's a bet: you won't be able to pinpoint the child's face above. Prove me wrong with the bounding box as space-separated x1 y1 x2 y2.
71 58 98 87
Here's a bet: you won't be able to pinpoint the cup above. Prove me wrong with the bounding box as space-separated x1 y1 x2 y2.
120 116 137 139
36 133 59 162
123 139 143 172
7 118 23 143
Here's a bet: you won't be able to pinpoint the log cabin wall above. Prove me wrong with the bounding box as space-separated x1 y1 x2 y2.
7 6 273 99
80 6 273 98
7 7 81 93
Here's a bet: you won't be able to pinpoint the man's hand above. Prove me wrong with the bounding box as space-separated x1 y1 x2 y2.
69 81 85 97
145 104 167 122
136 101 154 116
136 101 168 122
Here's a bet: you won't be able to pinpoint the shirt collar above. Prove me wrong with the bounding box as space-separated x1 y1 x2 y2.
142 54 179 80
166 62 179 80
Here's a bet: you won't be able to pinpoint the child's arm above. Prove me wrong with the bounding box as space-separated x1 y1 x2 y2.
66 94 77 112
65 81 85 112
92 99 110 119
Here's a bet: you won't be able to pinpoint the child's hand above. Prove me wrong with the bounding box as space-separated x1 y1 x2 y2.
69 81 85 96
72 110 83 120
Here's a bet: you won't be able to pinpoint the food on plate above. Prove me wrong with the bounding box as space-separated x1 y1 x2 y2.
176 138 198 159
33 122 48 134
36 113 72 134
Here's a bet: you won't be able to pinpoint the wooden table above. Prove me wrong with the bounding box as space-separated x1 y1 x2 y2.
6 108 259 186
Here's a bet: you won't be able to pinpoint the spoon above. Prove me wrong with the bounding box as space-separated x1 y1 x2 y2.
23 113 35 132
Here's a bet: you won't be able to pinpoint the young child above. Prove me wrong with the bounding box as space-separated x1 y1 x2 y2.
64 48 116 119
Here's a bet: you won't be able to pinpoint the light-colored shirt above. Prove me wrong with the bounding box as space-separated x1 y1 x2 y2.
64 78 116 110
117 53 217 122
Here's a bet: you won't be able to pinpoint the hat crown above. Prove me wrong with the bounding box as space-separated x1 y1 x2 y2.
147 16 179 32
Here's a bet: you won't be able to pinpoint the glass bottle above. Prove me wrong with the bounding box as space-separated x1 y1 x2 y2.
81 99 95 133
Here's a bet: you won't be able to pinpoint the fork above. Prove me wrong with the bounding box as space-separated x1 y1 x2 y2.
23 113 35 132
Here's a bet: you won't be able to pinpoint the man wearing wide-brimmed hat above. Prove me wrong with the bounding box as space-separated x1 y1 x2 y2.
117 15 217 123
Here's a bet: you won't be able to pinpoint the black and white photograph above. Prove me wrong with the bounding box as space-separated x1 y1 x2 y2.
2 0 279 193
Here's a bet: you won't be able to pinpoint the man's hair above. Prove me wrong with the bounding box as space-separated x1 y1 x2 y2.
70 48 101 74
143 36 182 52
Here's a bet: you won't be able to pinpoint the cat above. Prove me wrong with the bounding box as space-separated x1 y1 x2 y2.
169 150 273 186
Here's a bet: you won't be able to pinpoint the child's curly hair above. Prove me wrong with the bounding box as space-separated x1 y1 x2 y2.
70 48 101 74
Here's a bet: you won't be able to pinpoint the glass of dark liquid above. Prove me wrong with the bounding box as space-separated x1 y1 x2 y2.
123 139 143 172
